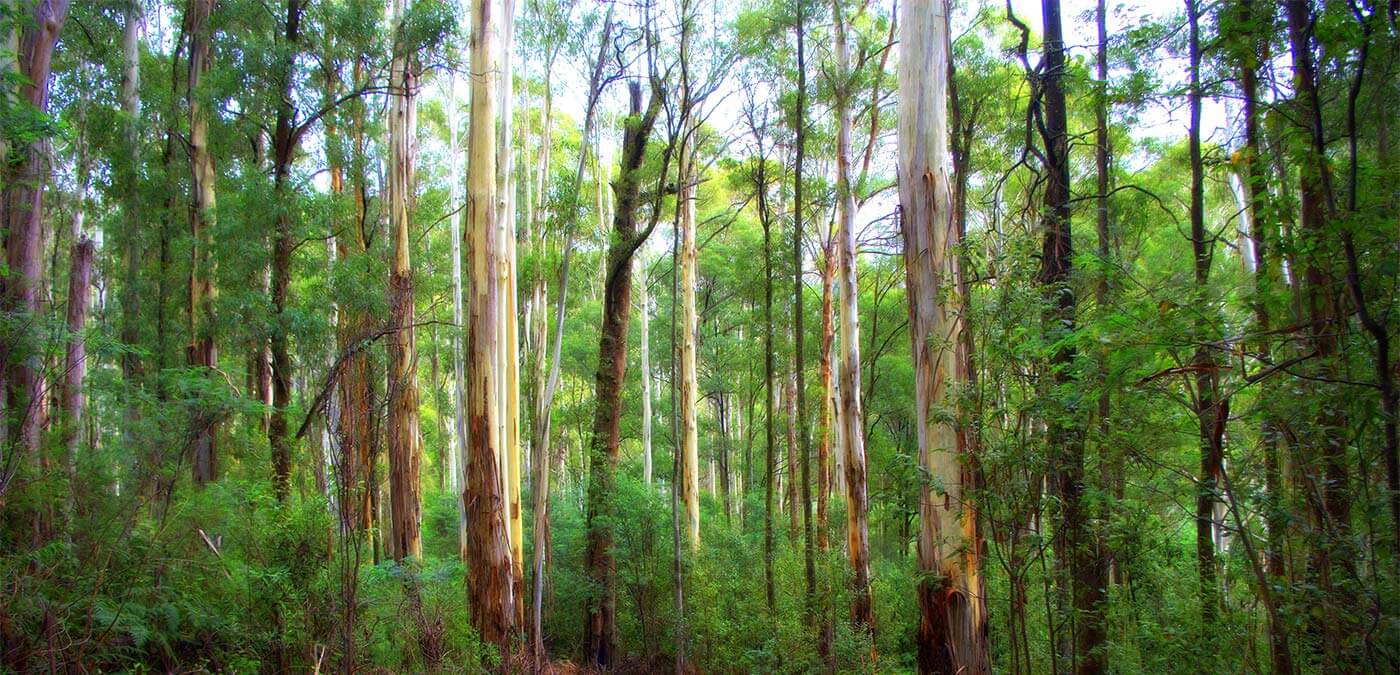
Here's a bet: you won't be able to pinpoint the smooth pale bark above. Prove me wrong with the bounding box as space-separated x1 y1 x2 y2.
717 394 732 517
639 262 654 487
465 0 516 649
447 68 469 559
583 79 660 668
899 0 987 671
386 0 423 561
525 75 552 662
185 0 219 486
785 374 799 545
833 0 873 633
679 137 701 551
494 0 524 608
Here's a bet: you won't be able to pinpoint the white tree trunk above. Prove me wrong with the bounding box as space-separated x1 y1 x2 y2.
493 0 524 610
448 67 470 558
679 140 701 551
639 259 653 487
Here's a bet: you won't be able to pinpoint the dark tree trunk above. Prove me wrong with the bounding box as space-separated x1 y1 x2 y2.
1187 0 1223 634
1036 1 1095 671
791 8 818 632
267 0 304 502
1285 1 1352 662
185 0 219 486
583 80 660 668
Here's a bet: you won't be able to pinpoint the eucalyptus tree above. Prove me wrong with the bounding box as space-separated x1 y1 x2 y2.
898 0 987 671
464 0 517 651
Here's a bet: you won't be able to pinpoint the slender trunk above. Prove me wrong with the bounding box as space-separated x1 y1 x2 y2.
680 131 701 551
1076 2 1112 670
717 393 732 519
792 7 817 624
447 67 470 560
834 0 874 634
1187 0 1222 633
640 264 654 487
466 0 516 651
494 0 524 613
1336 1 1398 563
1235 3 1292 668
786 373 799 544
60 238 94 512
185 0 218 486
386 0 422 560
901 1 988 671
118 1 145 429
817 232 834 552
757 136 777 614
529 10 613 659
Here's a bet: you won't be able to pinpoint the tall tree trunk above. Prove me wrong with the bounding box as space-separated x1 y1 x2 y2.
448 67 470 561
1233 2 1294 668
117 0 145 436
185 0 219 486
679 129 701 551
1187 0 1223 634
786 373 799 545
267 0 305 502
60 238 94 515
1078 1 1112 670
1285 1 1352 662
755 128 778 614
1337 0 1398 563
1031 0 1095 670
466 0 516 651
817 242 834 547
386 0 422 560
2 0 69 484
791 4 817 625
833 0 874 635
328 57 379 537
582 79 660 668
640 263 654 487
901 1 988 671
495 0 524 613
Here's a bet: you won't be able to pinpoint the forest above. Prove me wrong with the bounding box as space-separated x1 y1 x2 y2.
1 0 1398 671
